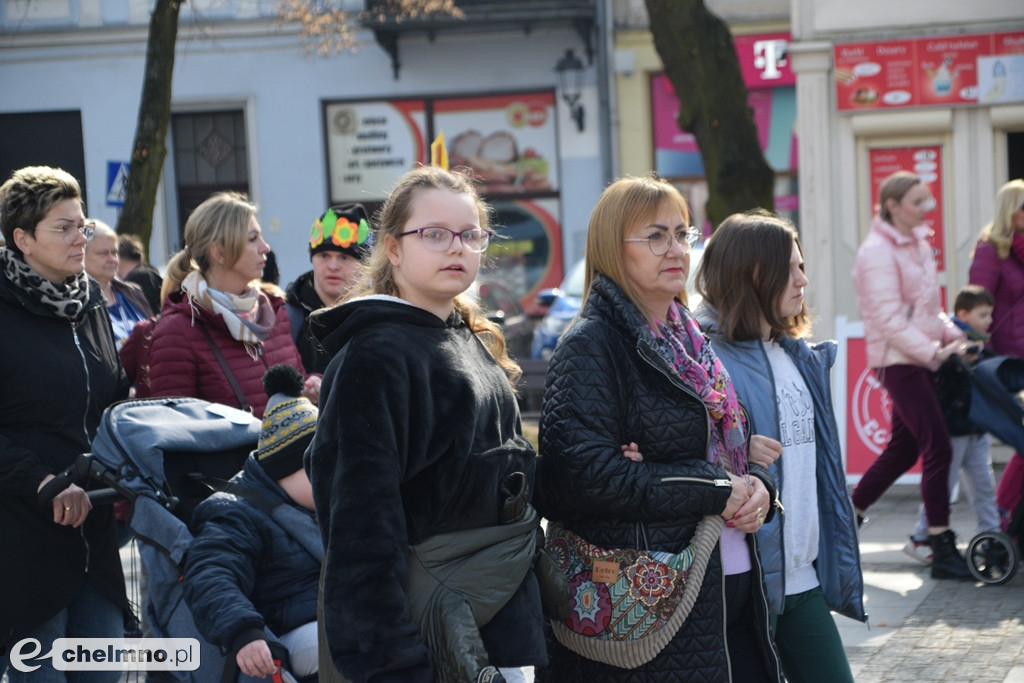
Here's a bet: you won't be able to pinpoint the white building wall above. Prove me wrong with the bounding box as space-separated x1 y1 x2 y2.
0 8 601 284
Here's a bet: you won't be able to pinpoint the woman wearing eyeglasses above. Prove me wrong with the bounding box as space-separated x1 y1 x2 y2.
305 166 546 682
535 176 782 681
144 191 309 416
0 166 131 679
850 170 972 580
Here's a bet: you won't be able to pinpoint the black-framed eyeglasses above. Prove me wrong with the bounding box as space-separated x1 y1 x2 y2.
39 220 96 245
623 225 699 256
399 227 493 253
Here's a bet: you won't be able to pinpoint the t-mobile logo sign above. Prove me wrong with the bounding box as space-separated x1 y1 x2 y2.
753 39 789 80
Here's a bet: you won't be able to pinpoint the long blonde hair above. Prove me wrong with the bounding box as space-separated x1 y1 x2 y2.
582 175 692 319
161 192 257 303
353 166 521 384
978 179 1024 259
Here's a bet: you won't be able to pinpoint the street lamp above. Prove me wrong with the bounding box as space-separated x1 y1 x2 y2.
555 48 585 132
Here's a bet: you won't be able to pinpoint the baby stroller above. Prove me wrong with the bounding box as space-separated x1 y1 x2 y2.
39 396 303 682
958 356 1024 586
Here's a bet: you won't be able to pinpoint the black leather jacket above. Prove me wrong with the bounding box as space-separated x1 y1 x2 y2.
535 274 781 682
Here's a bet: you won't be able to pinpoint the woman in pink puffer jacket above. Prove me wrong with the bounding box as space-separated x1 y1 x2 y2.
850 170 972 580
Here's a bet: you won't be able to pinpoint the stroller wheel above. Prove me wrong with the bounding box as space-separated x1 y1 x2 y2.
966 532 1018 585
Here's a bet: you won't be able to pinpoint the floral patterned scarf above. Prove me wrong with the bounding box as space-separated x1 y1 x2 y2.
648 301 748 475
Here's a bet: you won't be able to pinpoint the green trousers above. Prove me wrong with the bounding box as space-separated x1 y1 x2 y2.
772 586 855 683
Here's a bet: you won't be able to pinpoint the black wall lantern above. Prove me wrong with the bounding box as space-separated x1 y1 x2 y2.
555 48 585 132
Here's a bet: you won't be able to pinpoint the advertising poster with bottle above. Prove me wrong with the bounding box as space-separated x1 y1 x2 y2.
324 99 427 203
834 30 1024 112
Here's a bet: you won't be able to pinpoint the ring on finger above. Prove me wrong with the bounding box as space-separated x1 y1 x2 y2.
64 505 72 512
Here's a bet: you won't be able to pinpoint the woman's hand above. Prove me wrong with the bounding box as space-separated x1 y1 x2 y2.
729 475 771 534
620 442 642 462
235 639 278 678
721 472 753 521
748 435 782 468
935 340 972 364
42 476 92 528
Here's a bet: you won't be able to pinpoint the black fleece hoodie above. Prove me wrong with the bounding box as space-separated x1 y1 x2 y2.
304 296 546 683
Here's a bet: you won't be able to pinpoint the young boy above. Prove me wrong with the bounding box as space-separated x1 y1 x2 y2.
904 284 1000 563
183 365 322 679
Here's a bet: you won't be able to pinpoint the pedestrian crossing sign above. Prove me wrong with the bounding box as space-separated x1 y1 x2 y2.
106 161 129 207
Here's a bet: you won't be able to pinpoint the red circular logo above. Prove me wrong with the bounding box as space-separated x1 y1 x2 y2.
851 368 893 455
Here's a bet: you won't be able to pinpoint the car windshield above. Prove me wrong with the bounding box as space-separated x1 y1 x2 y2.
563 260 586 298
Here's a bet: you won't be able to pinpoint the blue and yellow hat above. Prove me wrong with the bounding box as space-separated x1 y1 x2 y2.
308 203 371 261
256 365 318 481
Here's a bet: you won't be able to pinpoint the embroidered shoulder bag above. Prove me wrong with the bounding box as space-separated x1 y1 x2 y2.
544 515 723 668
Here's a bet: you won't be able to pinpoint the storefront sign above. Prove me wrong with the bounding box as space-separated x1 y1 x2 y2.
734 32 794 87
434 92 558 197
652 75 797 176
868 145 946 272
835 31 1024 112
325 99 427 202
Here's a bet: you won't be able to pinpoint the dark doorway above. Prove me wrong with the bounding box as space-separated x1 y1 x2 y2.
1008 131 1024 182
0 111 87 205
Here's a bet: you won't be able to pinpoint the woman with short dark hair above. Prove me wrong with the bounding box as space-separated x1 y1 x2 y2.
0 166 131 679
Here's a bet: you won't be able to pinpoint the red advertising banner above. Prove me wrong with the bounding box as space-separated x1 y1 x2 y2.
868 145 946 272
835 31 1024 112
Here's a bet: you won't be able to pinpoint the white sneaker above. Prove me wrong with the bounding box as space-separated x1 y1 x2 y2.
903 536 934 564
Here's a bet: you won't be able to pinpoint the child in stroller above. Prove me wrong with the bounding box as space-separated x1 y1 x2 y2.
183 365 321 680
39 368 316 681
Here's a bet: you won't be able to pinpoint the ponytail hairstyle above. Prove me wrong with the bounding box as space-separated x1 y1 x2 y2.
354 165 521 385
161 192 258 302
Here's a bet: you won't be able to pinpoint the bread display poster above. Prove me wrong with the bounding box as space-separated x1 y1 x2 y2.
324 92 558 204
435 92 558 197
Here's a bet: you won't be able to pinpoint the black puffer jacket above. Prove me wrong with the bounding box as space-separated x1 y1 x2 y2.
0 265 130 644
183 456 321 654
285 270 331 375
534 275 781 682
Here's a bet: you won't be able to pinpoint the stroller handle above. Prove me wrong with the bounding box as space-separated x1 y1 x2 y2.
37 453 93 506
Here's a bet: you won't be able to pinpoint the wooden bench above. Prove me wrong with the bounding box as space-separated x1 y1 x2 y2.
516 358 548 420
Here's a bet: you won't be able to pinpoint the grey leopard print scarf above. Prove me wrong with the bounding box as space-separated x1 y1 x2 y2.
1 247 90 321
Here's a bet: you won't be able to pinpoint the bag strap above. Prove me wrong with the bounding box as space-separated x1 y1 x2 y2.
197 322 253 413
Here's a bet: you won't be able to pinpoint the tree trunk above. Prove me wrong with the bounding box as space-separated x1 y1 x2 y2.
644 0 775 228
117 0 183 249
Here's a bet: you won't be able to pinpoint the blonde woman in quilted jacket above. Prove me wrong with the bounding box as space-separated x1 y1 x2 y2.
850 170 973 580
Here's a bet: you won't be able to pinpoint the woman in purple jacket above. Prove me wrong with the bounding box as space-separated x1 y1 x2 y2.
969 179 1024 357
849 171 972 580
969 179 1024 527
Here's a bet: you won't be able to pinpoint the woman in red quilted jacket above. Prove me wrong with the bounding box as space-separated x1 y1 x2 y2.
146 192 310 417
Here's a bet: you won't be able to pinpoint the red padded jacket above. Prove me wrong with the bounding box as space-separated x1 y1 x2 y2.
147 290 305 418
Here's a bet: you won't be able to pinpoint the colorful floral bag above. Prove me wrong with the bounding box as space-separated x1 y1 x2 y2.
544 515 723 668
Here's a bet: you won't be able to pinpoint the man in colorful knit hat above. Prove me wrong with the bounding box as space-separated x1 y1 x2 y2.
285 203 371 374
183 365 322 680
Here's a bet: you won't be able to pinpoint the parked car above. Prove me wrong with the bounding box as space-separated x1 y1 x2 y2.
530 243 705 360
530 258 585 360
468 278 535 361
